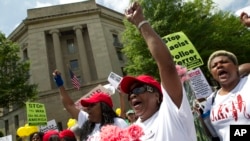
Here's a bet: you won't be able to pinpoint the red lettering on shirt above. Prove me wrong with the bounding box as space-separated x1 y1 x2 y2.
211 94 250 122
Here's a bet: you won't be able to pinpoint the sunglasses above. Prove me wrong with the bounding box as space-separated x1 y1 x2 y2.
129 85 154 95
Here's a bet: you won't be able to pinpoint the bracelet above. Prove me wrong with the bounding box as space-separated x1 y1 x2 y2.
137 20 149 29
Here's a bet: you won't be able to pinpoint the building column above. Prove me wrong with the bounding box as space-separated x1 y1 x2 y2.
73 25 91 83
49 29 66 84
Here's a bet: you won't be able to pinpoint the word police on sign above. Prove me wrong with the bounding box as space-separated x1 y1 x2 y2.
230 125 250 140
162 31 204 70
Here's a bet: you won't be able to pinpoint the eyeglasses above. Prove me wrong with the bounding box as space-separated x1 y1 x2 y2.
129 85 154 95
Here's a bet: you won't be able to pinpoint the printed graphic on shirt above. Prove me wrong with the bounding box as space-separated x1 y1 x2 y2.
211 94 250 122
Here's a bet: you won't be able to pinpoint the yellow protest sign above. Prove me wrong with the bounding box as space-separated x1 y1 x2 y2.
162 31 204 70
26 102 47 126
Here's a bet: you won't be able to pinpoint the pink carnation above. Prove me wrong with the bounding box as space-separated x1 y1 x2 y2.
175 65 189 83
100 125 122 141
100 124 144 141
126 124 144 140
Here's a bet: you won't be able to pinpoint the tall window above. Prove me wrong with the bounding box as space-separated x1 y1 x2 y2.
67 39 76 54
112 34 122 48
117 50 123 61
4 120 9 135
14 115 19 129
77 76 82 83
23 48 28 61
112 34 123 61
70 60 79 70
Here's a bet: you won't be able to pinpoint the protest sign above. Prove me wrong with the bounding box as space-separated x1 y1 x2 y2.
26 102 47 126
162 31 204 70
39 119 59 133
74 85 110 109
107 72 122 89
0 135 12 141
187 68 213 99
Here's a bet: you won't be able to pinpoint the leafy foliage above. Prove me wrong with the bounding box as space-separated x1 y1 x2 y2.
122 0 250 84
0 32 38 108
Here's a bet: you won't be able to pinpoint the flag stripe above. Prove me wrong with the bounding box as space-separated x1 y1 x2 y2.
69 68 81 90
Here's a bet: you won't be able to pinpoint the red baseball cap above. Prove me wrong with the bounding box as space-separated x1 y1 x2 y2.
59 129 75 139
80 92 113 108
43 130 59 141
120 75 162 95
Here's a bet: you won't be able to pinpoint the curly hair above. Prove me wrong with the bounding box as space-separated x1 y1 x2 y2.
79 102 119 140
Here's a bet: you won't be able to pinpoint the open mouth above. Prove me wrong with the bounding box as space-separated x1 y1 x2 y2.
218 70 227 77
131 99 142 108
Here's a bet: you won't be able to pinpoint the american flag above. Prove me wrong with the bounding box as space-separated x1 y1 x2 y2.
69 68 81 90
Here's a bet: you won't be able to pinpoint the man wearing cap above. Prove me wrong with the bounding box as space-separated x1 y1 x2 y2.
120 2 197 141
53 71 128 141
126 109 137 125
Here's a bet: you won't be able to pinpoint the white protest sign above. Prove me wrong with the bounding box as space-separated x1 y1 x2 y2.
187 67 213 99
39 119 59 133
107 72 122 89
74 85 110 109
0 135 12 141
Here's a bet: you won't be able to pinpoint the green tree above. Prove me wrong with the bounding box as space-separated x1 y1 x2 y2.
0 32 38 108
122 0 250 82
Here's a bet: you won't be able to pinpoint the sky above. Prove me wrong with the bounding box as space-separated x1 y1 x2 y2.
0 0 250 37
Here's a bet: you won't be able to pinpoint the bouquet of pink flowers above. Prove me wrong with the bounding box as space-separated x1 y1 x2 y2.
175 65 189 83
100 124 144 141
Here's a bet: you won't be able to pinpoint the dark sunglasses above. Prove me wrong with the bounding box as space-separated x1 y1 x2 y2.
129 85 154 95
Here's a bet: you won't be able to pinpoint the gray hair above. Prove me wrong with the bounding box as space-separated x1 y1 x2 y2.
207 50 238 71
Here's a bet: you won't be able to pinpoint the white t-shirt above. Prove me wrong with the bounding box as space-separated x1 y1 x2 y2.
77 110 128 141
204 74 250 141
134 84 197 141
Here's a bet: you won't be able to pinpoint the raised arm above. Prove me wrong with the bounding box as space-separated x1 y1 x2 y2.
240 12 250 27
239 63 250 77
119 90 127 119
53 70 80 120
124 2 182 107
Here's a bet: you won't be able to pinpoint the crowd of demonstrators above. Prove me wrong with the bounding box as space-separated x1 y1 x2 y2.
201 50 250 141
117 2 197 141
30 3 250 141
53 70 128 141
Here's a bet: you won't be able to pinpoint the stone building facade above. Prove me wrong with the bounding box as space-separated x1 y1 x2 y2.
0 1 127 138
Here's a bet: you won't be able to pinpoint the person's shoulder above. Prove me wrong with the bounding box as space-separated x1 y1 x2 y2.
114 117 129 128
114 117 127 123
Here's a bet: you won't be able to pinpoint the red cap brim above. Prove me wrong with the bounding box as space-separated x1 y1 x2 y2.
120 76 142 94
120 75 162 95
